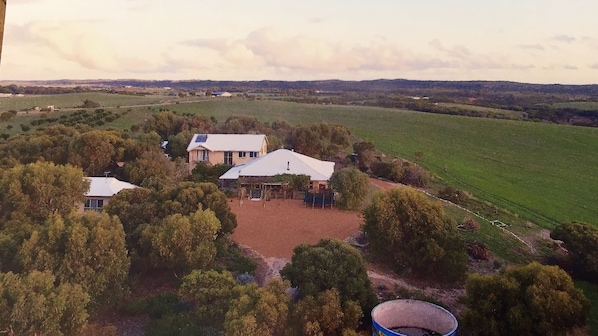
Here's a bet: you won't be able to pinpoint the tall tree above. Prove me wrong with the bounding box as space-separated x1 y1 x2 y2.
329 167 370 211
68 130 123 176
0 161 88 223
19 212 130 308
0 270 90 336
362 187 467 282
551 221 598 283
144 208 220 272
179 269 238 328
287 289 362 336
224 279 290 336
462 262 590 336
280 238 377 315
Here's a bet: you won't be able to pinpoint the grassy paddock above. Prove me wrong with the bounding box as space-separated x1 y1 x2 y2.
2 97 596 230
0 92 170 112
163 99 597 229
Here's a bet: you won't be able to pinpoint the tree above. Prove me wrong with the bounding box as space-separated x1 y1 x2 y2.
0 270 90 336
68 130 123 175
191 162 230 185
179 269 238 328
329 167 370 211
19 212 130 309
461 262 590 336
550 221 598 282
81 99 100 108
0 161 88 223
224 279 290 336
123 150 178 186
144 208 220 272
352 141 376 172
362 187 467 282
286 289 362 336
280 238 377 315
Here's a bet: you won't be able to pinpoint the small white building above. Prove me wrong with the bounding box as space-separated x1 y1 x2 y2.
80 177 138 212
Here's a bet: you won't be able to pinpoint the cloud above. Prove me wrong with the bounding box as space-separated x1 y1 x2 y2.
563 65 578 70
551 35 576 43
7 20 119 70
518 44 545 51
590 63 598 69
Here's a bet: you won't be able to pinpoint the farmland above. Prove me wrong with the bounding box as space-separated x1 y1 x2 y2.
2 96 597 230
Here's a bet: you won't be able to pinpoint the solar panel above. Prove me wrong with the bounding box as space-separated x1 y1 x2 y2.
194 134 208 143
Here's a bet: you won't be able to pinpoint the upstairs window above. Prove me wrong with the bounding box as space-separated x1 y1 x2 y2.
239 151 246 158
224 151 233 165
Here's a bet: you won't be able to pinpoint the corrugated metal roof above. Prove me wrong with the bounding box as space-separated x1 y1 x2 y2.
86 177 138 197
219 149 335 181
186 134 267 152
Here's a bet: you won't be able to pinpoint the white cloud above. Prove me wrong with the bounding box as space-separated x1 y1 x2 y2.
551 35 576 43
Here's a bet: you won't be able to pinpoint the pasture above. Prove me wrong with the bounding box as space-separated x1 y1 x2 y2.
2 97 597 230
164 99 597 229
0 92 171 112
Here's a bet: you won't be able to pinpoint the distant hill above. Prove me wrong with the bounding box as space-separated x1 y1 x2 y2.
4 78 598 97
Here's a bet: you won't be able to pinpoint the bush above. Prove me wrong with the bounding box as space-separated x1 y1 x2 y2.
466 240 490 260
550 221 598 283
459 216 480 231
437 186 469 205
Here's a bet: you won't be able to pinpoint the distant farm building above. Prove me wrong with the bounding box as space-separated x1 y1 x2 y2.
211 91 232 97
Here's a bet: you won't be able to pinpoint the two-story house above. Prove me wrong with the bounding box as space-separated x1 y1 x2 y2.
186 134 268 171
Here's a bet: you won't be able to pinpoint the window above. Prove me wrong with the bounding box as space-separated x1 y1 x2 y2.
238 151 246 158
224 151 233 165
84 198 104 212
250 151 258 158
200 150 208 161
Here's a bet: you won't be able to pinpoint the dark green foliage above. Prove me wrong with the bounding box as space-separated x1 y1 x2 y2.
81 99 101 108
551 222 598 283
353 140 376 171
437 186 469 205
329 167 370 210
271 174 310 191
280 238 378 315
370 161 404 182
191 162 230 185
362 187 467 282
462 262 590 336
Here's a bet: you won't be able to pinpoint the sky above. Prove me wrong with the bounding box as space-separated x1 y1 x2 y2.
1 0 598 84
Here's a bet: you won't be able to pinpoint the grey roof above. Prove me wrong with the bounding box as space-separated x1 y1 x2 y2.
219 149 335 181
186 134 267 152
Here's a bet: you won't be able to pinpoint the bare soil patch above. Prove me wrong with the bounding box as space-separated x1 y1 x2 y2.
230 198 362 260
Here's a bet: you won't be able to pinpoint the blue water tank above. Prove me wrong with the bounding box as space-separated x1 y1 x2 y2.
371 299 458 336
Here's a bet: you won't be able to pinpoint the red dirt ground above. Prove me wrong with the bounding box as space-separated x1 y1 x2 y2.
230 198 362 259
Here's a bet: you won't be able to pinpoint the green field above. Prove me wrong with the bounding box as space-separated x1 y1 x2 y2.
160 99 597 229
550 101 598 110
0 92 171 112
437 103 524 119
2 97 597 229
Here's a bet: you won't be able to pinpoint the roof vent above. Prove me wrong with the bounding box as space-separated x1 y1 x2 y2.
287 161 290 171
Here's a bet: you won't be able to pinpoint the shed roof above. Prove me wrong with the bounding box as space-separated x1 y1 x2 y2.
186 134 267 152
219 149 335 181
86 177 138 197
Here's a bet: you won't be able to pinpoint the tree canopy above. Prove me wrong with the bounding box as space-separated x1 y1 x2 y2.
362 187 467 282
329 167 370 211
280 238 377 316
461 262 590 336
550 221 598 283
